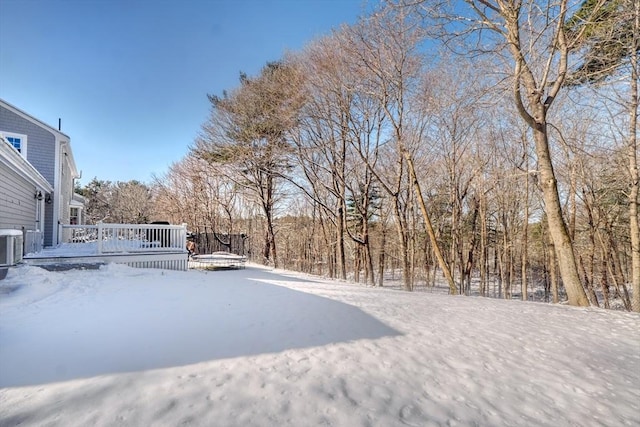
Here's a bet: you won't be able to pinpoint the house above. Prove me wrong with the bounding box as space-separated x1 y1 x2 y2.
0 98 82 252
0 135 53 254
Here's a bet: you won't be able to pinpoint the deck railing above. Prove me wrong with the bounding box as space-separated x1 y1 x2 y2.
59 223 187 254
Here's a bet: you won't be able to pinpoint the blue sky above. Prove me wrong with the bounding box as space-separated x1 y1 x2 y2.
0 0 369 185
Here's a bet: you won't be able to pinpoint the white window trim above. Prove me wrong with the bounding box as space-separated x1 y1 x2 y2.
0 130 28 158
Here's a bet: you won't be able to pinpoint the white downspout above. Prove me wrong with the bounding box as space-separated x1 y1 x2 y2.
52 138 61 246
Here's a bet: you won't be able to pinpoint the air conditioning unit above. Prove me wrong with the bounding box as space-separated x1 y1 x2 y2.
0 229 24 267
0 229 23 280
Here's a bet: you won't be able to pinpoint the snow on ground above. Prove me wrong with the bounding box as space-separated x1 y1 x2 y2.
0 264 638 427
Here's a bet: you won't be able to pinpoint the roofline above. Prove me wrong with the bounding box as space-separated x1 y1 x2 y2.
0 98 70 140
1 98 80 179
0 136 54 192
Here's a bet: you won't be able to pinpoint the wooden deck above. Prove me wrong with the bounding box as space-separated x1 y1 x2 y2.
25 250 188 271
24 223 189 271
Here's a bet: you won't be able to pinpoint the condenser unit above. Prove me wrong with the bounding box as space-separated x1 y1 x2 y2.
0 229 23 267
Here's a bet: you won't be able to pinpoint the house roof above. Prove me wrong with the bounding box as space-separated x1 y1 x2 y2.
0 99 70 140
0 98 80 179
0 136 54 192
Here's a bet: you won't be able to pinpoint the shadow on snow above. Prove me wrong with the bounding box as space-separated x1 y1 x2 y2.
0 267 400 388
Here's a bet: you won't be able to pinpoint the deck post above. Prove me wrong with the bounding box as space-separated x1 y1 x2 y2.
181 223 187 250
97 222 103 254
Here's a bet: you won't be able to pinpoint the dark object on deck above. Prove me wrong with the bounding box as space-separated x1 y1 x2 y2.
147 221 170 247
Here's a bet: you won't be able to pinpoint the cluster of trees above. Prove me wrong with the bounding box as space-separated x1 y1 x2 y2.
77 178 154 224
84 0 639 311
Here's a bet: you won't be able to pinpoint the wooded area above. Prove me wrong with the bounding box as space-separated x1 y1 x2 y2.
78 0 638 311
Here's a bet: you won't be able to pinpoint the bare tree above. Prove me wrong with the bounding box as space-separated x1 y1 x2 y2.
195 61 305 267
415 59 490 295
110 180 153 224
339 5 458 293
289 35 359 280
79 178 152 224
628 0 639 312
565 0 639 311
405 0 596 305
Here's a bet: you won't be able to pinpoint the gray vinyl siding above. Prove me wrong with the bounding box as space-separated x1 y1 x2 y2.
0 106 56 186
59 155 73 226
0 102 80 247
0 163 37 232
1 104 59 246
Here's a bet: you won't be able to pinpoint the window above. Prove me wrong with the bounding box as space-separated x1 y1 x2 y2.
1 131 27 157
7 136 22 152
70 207 79 225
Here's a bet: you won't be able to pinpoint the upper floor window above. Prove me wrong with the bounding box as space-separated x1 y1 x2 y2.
7 136 22 152
1 131 27 157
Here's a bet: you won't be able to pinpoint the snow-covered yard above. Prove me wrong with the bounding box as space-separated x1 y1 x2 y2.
0 264 638 426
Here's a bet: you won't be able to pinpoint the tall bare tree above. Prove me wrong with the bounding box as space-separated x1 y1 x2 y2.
340 5 458 293
565 0 639 310
195 61 305 267
405 0 596 305
289 35 361 280
629 0 639 312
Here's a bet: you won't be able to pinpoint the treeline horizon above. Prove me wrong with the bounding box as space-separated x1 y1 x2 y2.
76 1 639 312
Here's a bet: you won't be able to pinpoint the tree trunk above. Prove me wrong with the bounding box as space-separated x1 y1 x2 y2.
500 226 511 300
587 199 607 308
378 221 386 287
548 238 559 304
392 196 412 291
354 245 361 283
424 236 432 287
337 205 347 280
600 253 610 309
362 216 374 286
365 241 374 286
479 191 488 297
629 0 640 312
501 1 590 307
532 125 588 306
261 173 278 268
580 255 599 307
405 154 458 294
450 190 459 293
463 197 480 296
521 166 529 301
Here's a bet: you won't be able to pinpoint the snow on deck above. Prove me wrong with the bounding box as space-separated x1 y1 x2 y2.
24 242 101 258
23 242 188 271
